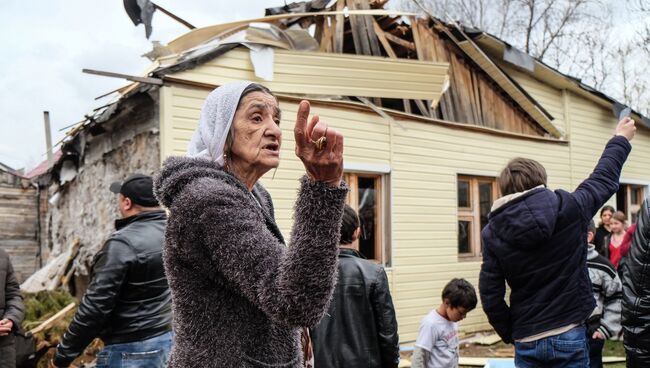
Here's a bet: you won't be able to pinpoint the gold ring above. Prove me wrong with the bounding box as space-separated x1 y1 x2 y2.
311 136 327 150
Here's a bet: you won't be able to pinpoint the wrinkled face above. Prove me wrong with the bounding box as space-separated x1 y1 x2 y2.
610 218 625 234
230 91 282 174
446 305 470 322
601 210 613 225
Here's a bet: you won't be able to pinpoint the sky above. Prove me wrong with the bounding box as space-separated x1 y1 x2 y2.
0 1 644 171
0 0 288 171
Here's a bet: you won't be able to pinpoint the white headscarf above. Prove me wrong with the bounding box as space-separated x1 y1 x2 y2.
187 80 254 165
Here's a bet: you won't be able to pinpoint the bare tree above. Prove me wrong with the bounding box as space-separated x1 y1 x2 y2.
396 0 650 115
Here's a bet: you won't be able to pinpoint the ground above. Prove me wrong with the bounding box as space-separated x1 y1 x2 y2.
400 338 626 367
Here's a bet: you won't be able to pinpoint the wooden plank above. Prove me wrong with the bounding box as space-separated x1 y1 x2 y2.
371 18 397 58
347 0 372 55
353 0 381 56
411 17 424 60
383 32 416 50
29 303 77 335
334 0 345 53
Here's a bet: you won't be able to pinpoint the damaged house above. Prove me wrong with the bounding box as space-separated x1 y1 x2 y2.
25 0 650 344
0 162 40 282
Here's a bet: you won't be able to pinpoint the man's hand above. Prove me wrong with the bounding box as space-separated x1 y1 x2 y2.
615 116 636 141
592 330 605 340
0 318 13 336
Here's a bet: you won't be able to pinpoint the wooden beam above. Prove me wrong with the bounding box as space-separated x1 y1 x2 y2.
371 17 397 58
29 302 76 335
334 0 345 53
383 32 416 50
353 0 381 56
347 0 372 55
82 69 163 85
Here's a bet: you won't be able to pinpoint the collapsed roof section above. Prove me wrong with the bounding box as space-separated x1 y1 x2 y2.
148 2 556 138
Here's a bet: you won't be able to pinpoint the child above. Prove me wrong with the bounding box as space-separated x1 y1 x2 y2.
479 117 635 367
586 220 622 368
605 211 628 268
411 278 477 368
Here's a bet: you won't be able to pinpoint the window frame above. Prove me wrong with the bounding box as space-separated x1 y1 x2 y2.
457 175 498 260
344 171 391 267
618 183 648 224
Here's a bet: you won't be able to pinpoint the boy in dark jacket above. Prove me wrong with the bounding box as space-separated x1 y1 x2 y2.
479 117 635 367
586 220 622 368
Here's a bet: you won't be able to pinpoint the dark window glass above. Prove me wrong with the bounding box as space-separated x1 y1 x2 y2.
358 177 377 260
631 187 643 205
479 182 493 231
458 180 470 208
458 220 471 254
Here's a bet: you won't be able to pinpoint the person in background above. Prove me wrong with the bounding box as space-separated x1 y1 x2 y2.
604 211 628 268
411 278 477 368
620 196 650 367
585 220 622 368
53 174 172 368
311 205 399 368
594 205 615 257
479 117 635 367
0 249 25 368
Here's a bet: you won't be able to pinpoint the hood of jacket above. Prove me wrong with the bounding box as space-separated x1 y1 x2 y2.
154 156 240 209
487 187 558 249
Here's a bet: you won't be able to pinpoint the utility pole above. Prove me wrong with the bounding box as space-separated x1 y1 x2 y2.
43 111 53 168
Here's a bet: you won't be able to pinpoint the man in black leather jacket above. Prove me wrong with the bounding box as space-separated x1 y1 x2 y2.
621 196 650 367
53 174 172 368
312 205 400 368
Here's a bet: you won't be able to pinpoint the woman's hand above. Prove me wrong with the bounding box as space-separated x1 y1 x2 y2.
294 100 344 187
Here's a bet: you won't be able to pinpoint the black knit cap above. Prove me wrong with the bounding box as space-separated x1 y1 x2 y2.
109 173 159 207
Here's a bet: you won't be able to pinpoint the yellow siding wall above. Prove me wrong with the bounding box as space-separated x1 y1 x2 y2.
160 83 574 344
169 47 448 101
567 92 650 191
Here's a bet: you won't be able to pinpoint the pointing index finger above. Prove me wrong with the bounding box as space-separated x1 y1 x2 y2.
294 100 311 147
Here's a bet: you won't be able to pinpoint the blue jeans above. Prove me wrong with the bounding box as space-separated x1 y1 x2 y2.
514 325 589 368
95 331 173 368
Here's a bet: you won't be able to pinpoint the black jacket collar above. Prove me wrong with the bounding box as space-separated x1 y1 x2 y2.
115 210 167 231
339 247 366 259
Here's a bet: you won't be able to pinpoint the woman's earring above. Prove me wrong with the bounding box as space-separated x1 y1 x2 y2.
223 153 229 171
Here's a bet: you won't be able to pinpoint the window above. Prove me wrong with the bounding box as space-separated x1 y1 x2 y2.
344 172 391 266
457 175 498 258
617 184 647 224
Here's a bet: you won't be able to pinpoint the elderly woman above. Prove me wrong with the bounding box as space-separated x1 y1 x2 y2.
154 81 347 368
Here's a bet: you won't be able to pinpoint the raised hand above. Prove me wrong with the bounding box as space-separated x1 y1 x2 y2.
294 100 344 187
616 116 636 141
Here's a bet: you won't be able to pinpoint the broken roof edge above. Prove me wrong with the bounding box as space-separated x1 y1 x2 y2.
166 9 416 54
468 30 650 130
434 20 562 138
161 76 568 145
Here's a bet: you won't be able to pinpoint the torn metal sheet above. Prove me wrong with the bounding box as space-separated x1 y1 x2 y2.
503 44 535 72
249 45 275 81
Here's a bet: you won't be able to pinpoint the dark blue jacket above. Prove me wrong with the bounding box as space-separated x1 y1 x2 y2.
479 136 631 343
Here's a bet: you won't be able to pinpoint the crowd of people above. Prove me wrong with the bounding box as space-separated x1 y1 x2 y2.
0 81 649 368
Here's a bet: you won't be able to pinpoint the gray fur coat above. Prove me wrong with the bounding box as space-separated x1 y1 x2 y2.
154 156 348 368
